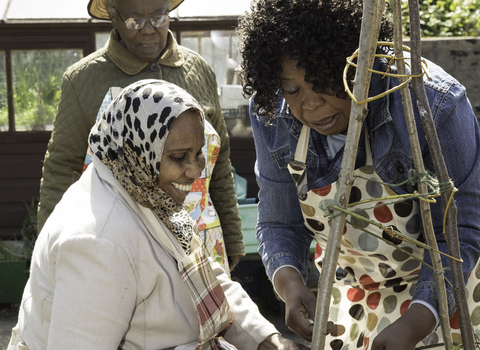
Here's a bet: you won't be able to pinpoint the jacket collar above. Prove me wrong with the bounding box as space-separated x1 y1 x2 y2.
366 56 394 132
106 30 185 76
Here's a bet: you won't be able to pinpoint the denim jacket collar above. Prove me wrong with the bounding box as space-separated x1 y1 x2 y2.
367 57 394 132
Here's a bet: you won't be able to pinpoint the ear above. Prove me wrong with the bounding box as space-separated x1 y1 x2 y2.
109 13 120 32
106 9 116 23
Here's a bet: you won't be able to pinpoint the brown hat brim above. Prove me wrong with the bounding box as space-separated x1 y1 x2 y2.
87 0 184 20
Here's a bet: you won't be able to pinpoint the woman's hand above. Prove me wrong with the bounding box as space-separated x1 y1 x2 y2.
228 255 241 271
257 334 309 350
274 267 317 342
371 303 436 350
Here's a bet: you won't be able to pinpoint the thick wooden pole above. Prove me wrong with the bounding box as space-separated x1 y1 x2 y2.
310 0 384 348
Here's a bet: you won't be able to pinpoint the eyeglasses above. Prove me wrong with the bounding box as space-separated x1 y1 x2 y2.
113 7 169 30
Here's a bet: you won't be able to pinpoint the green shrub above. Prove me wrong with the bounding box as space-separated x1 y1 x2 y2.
1 49 80 131
397 0 480 37
0 108 7 131
0 198 38 261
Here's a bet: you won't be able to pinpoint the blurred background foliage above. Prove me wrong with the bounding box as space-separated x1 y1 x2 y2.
0 50 80 131
396 0 480 37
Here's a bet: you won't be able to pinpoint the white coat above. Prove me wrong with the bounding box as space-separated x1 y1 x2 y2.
9 161 277 350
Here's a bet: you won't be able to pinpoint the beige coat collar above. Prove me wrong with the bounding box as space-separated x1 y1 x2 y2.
106 30 185 75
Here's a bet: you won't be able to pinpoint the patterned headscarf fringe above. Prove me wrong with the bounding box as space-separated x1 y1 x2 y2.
101 144 197 253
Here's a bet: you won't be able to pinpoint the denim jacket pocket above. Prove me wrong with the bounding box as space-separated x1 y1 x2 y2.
377 154 416 194
271 145 293 170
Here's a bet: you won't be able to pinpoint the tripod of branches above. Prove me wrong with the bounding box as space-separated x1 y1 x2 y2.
310 0 477 349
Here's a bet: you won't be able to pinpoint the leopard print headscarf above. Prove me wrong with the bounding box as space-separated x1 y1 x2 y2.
88 79 205 254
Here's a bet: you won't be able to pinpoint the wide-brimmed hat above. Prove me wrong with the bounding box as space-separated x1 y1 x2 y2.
87 0 184 20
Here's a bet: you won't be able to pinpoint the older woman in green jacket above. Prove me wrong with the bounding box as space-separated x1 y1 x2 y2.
37 0 245 270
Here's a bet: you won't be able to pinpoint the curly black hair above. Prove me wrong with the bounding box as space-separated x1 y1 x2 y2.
236 0 394 121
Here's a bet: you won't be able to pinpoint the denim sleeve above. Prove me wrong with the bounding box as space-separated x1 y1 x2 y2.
413 82 480 316
249 103 313 282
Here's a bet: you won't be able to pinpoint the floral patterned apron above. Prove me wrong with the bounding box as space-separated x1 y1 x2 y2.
288 125 480 350
183 122 230 273
84 87 229 273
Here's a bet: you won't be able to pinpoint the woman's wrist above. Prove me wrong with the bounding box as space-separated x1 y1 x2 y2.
273 267 305 302
397 303 436 342
257 333 282 350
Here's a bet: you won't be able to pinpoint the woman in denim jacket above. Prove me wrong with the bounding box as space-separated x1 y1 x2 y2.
237 0 480 349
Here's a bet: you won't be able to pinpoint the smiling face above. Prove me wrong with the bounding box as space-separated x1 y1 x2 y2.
157 110 205 205
110 0 170 63
279 57 352 136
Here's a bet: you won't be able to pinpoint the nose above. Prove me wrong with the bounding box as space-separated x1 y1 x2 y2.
303 90 325 111
140 21 156 34
185 157 205 180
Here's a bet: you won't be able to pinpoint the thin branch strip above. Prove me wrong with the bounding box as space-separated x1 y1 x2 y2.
408 0 475 348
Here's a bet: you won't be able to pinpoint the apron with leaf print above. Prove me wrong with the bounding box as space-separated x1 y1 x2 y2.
84 87 229 273
183 121 230 273
288 125 480 350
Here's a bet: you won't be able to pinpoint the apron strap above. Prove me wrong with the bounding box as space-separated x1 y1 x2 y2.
364 126 373 166
288 125 311 200
294 125 311 163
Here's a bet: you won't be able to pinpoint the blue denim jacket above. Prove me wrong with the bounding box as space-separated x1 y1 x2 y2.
250 56 480 313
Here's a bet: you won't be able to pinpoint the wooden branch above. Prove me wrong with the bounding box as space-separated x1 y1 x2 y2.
408 0 475 348
391 1 452 347
310 0 385 348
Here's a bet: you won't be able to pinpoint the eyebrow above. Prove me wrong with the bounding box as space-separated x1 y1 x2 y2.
129 7 168 17
166 147 191 153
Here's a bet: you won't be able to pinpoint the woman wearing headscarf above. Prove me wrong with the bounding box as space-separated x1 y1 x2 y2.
37 0 244 272
8 80 307 350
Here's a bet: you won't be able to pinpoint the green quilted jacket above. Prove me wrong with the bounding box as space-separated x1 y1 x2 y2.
37 30 245 257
